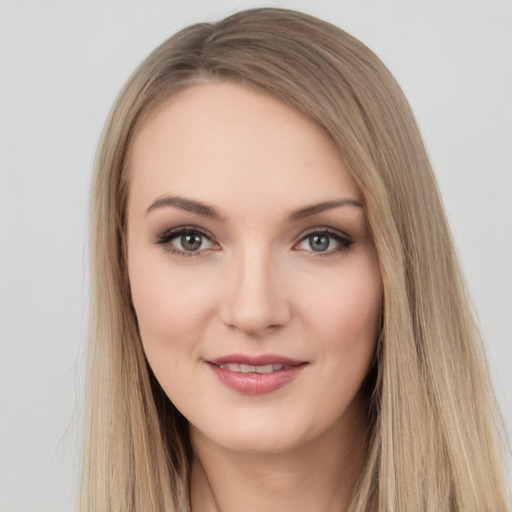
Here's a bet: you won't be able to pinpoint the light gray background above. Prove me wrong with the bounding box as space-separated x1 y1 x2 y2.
1 1 511 510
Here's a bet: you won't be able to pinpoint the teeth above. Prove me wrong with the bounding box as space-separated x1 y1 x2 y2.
220 363 241 372
218 363 289 373
256 364 274 374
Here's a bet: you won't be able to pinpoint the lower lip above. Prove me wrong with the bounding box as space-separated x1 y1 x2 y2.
207 363 307 395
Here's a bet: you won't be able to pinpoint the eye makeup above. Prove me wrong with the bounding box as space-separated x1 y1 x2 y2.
154 225 219 257
294 227 354 256
153 224 355 259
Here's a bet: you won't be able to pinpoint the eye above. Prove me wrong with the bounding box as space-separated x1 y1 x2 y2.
295 229 353 254
155 227 218 256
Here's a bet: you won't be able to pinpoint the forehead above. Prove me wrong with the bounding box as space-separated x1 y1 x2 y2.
128 82 360 213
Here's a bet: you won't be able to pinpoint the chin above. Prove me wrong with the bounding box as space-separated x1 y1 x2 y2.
190 415 320 456
228 434 300 455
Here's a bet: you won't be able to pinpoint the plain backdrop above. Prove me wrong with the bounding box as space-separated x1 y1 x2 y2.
1 1 511 510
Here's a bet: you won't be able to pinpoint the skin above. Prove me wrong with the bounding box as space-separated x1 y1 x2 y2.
127 82 382 512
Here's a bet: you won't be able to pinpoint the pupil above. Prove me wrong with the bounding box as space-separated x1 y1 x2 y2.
181 233 202 251
310 234 329 251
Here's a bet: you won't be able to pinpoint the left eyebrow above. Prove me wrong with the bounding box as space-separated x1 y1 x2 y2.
289 199 363 221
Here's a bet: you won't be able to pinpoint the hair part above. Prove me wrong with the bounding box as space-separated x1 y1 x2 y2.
82 8 511 511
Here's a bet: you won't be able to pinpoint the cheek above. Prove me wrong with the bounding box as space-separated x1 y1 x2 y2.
297 253 381 399
299 256 382 351
297 258 381 415
128 250 219 363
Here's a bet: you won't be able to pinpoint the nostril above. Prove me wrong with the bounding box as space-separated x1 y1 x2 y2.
221 304 289 335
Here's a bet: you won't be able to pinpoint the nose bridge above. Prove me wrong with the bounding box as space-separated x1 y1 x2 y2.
220 241 289 334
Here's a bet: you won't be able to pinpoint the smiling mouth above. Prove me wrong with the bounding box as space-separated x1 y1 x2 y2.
217 363 292 373
206 355 308 395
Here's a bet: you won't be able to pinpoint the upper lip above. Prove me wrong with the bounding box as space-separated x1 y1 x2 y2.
207 354 306 367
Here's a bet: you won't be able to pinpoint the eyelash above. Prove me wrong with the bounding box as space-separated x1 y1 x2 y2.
154 226 354 258
155 226 217 258
296 228 354 256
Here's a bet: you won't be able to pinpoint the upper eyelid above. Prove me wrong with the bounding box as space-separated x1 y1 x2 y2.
156 225 215 242
297 226 352 241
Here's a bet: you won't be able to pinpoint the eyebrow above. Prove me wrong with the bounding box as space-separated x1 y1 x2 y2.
289 199 363 221
146 195 225 221
146 195 362 221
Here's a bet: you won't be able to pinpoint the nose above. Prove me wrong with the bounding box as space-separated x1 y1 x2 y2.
219 246 291 336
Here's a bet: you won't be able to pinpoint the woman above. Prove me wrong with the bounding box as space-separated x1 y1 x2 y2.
81 7 511 511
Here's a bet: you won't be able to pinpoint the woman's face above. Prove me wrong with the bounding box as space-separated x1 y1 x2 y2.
127 82 382 454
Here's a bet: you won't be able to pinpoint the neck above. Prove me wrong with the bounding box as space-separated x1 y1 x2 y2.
189 402 368 512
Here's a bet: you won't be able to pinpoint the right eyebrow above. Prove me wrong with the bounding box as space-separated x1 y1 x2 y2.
146 195 226 221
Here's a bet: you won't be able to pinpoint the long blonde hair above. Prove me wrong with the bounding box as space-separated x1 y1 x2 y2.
82 8 510 511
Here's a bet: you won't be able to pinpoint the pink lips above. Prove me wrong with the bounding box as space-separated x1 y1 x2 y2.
206 354 308 395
